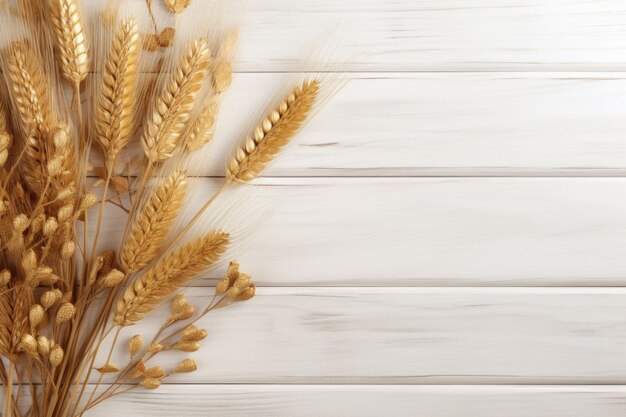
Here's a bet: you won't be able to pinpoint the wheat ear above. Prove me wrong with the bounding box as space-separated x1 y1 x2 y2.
95 18 141 160
120 171 188 274
49 0 90 84
142 38 211 162
184 102 217 151
4 41 52 193
114 232 229 326
227 80 320 183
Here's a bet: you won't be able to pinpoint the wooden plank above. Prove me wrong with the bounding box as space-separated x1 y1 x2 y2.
189 72 626 177
62 385 626 417
91 72 626 177
93 177 626 286
96 0 626 72
91 287 626 384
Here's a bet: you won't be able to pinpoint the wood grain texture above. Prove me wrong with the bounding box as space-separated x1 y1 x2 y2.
92 287 626 384
72 1 626 413
188 72 626 177
93 177 626 286
109 0 626 72
67 385 626 417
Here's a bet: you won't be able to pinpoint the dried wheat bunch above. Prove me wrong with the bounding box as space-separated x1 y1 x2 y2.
0 0 325 416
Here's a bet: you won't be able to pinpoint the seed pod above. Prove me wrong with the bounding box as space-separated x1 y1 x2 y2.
173 341 199 352
43 217 59 236
80 193 98 211
22 250 37 274
171 294 188 312
49 345 64 367
100 269 125 288
96 363 120 374
12 214 29 232
39 274 60 286
56 303 76 324
158 27 175 47
56 186 76 202
29 304 45 328
130 360 146 378
30 213 45 234
181 325 207 342
41 289 63 309
139 377 161 389
215 277 229 295
167 304 196 326
0 269 10 287
61 241 76 259
236 285 256 302
175 359 197 373
47 157 63 176
144 366 165 379
20 334 37 354
37 336 50 356
58 204 74 223
148 343 164 354
129 335 143 357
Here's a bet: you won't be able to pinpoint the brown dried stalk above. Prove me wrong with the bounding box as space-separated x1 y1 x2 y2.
114 232 229 326
142 38 211 162
120 171 188 274
49 0 90 84
227 80 320 182
95 18 141 161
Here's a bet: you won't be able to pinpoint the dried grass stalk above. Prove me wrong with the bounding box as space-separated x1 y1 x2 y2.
120 171 188 274
142 38 211 162
95 18 141 160
49 0 90 84
114 232 229 326
227 80 320 182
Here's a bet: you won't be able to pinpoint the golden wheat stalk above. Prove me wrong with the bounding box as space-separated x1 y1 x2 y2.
49 0 90 84
114 232 229 326
142 38 211 162
4 41 52 194
227 80 320 183
95 18 141 160
120 171 188 274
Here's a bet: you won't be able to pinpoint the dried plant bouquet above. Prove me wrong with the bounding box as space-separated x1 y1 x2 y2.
0 1 323 416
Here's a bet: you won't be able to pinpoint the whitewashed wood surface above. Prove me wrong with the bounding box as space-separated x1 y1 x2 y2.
79 0 626 416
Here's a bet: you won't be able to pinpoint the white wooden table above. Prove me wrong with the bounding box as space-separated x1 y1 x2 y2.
90 1 626 415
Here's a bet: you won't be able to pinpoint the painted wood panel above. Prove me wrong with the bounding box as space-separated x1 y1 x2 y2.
90 287 626 384
186 72 626 177
10 385 626 417
106 0 626 72
91 177 626 286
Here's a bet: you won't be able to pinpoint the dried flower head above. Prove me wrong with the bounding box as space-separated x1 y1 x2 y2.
37 336 50 356
96 363 120 374
128 334 143 357
41 289 63 310
49 345 64 367
139 377 162 389
175 359 197 373
56 303 76 324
